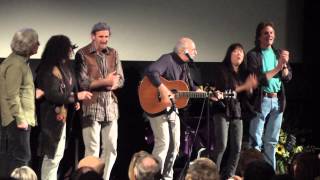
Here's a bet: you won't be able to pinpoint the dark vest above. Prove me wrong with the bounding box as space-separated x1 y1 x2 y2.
78 44 118 105
79 44 117 80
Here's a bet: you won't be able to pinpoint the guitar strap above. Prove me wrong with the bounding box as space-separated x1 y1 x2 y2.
180 63 191 89
186 65 193 89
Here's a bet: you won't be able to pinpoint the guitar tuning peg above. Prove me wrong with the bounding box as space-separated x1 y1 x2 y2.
232 90 237 99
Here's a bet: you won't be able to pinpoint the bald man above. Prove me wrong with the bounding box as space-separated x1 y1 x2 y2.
144 37 201 179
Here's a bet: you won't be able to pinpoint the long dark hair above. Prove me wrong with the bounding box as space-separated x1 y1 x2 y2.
222 43 246 75
36 35 72 74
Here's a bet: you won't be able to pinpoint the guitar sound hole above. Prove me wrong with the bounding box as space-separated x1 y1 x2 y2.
157 89 178 102
171 89 178 98
171 89 178 93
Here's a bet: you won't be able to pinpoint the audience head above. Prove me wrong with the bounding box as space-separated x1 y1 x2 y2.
128 150 161 180
185 157 219 180
10 166 37 180
271 174 295 180
77 156 105 176
135 152 161 180
129 151 149 180
289 152 320 180
236 148 264 176
10 28 39 57
243 160 275 180
72 166 103 180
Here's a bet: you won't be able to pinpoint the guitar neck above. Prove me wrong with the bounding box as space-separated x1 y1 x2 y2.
175 91 209 99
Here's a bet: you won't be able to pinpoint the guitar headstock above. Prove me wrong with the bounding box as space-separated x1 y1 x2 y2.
203 86 237 100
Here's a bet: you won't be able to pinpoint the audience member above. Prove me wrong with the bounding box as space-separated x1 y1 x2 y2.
243 160 275 180
72 166 103 180
271 174 294 180
10 166 37 180
236 148 264 177
185 157 219 180
128 150 161 180
129 151 149 180
78 155 105 175
289 152 320 180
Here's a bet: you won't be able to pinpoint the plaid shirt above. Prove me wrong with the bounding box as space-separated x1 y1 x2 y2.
75 43 124 122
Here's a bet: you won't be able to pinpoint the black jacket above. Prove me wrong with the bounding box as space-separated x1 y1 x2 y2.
37 64 78 158
246 46 292 113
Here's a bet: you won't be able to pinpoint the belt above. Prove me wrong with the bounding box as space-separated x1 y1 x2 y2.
264 92 278 98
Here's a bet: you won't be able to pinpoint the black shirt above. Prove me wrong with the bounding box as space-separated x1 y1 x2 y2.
213 64 247 119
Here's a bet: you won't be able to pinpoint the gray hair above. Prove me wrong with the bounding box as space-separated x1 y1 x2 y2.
173 37 193 54
10 166 38 180
135 153 162 180
10 28 38 56
91 22 111 35
173 39 187 54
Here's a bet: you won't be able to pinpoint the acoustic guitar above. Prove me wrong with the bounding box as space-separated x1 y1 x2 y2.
138 76 235 115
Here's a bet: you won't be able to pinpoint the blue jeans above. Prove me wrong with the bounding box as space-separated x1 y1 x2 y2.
249 97 283 169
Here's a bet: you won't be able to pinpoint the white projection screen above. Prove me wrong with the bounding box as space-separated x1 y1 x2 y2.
0 0 303 62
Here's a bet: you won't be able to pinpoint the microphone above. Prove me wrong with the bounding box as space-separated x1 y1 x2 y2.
184 50 194 63
283 63 288 69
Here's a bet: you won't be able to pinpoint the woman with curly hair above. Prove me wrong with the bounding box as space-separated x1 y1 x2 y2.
36 35 92 180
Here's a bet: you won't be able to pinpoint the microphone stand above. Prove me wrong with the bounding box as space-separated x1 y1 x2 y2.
206 93 211 157
177 93 207 180
200 87 212 158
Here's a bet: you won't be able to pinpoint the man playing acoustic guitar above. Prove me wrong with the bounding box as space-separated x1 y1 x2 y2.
143 37 203 180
